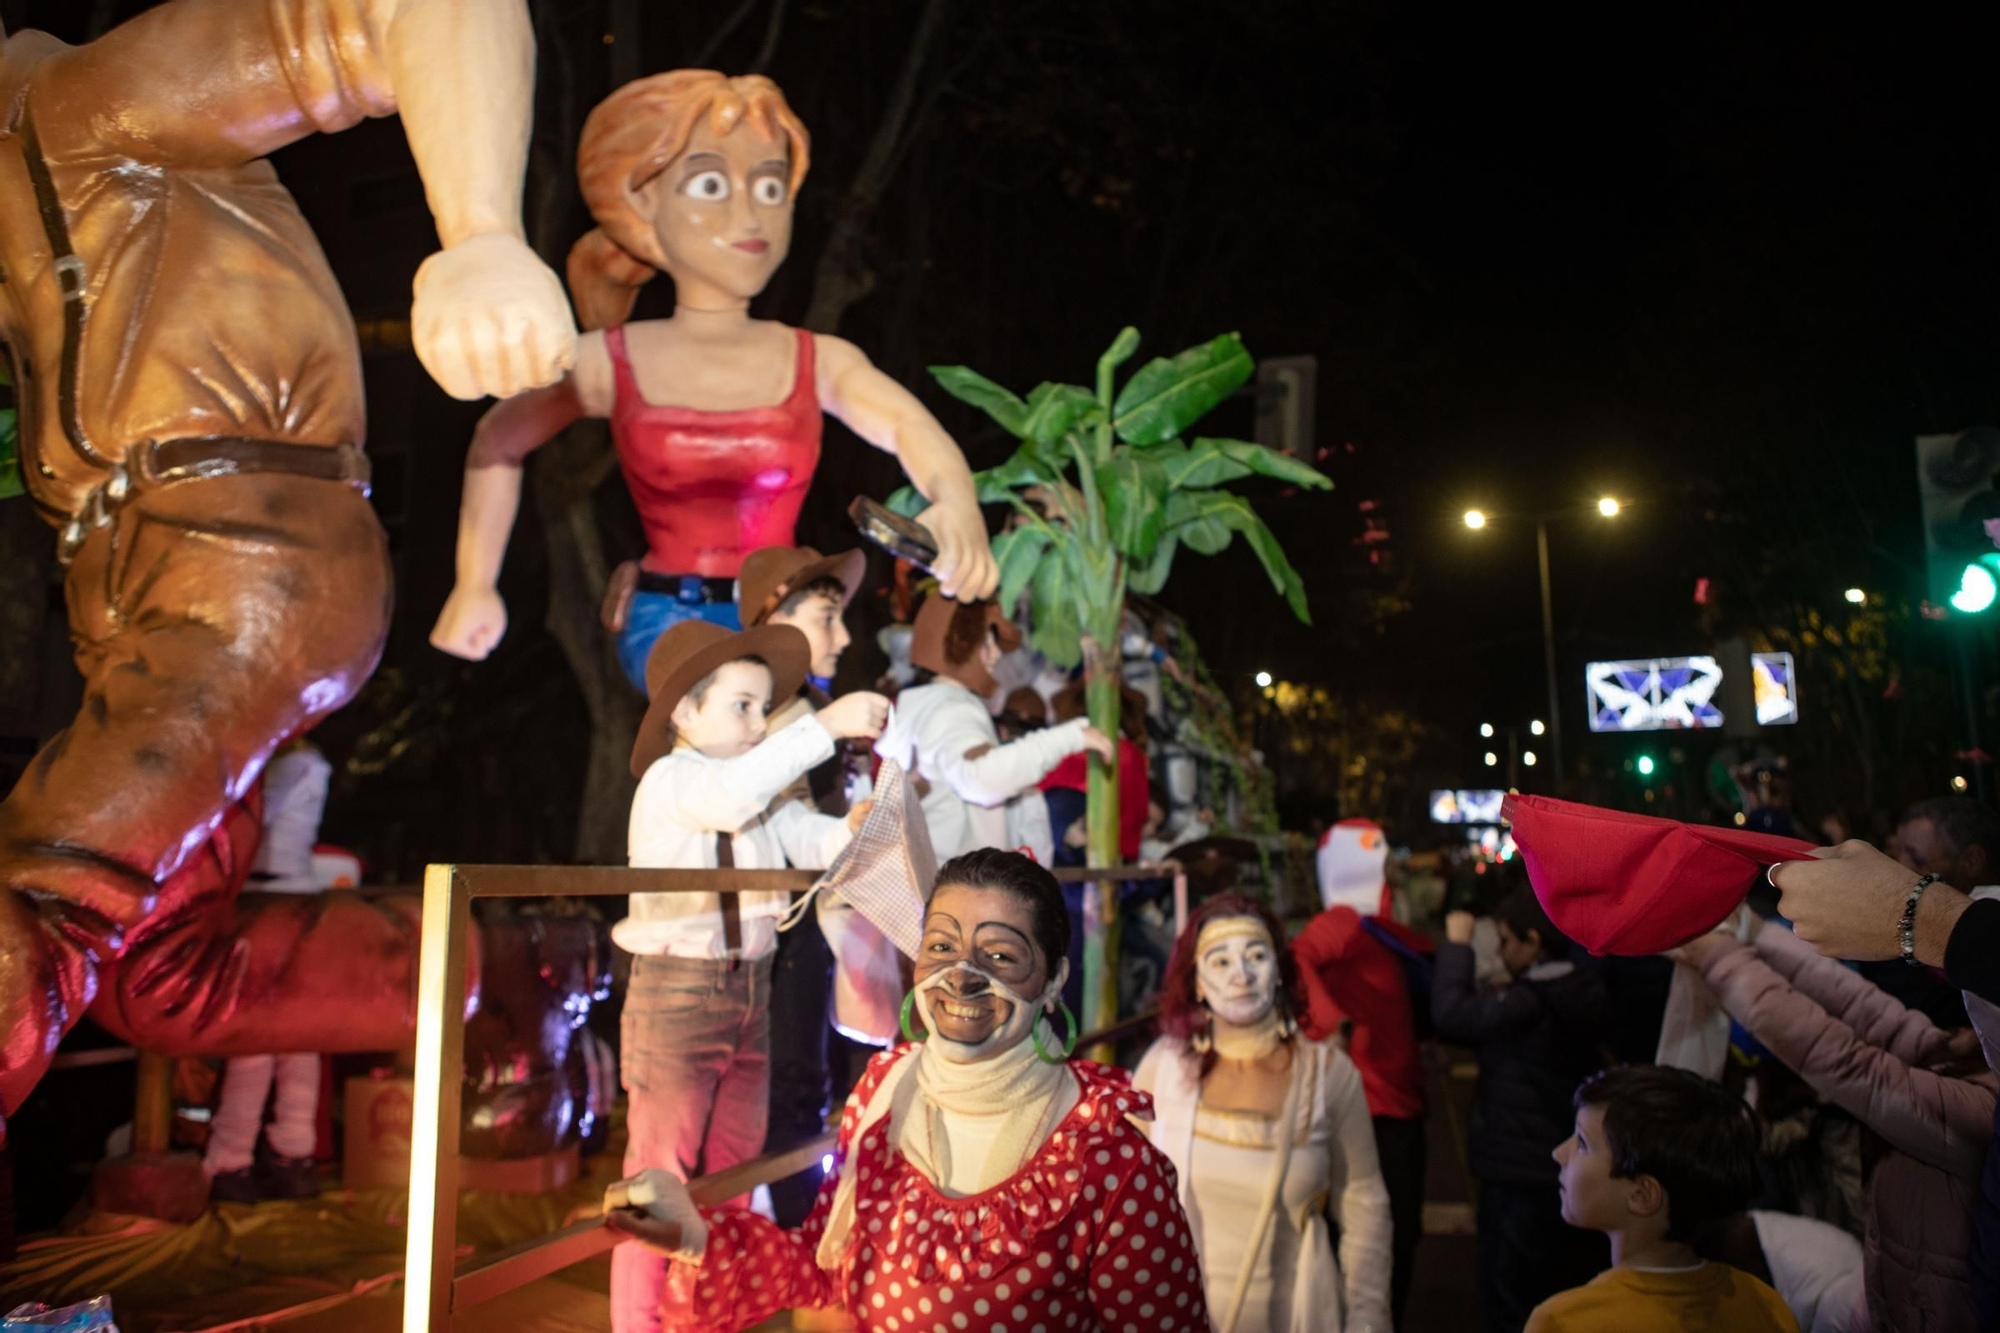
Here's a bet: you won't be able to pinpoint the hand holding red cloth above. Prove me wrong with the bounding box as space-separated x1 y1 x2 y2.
1503 793 1816 955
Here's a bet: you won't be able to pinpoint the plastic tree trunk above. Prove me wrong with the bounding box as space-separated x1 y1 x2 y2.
1082 634 1124 1054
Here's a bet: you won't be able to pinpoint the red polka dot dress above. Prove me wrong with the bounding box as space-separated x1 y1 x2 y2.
662 1045 1212 1332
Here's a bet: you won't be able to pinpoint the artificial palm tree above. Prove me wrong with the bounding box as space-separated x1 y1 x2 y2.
894 327 1331 1031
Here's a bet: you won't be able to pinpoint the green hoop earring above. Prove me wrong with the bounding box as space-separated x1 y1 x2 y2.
1030 1000 1079 1065
900 988 927 1043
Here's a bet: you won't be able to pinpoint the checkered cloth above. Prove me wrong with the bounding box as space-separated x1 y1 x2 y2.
783 760 933 958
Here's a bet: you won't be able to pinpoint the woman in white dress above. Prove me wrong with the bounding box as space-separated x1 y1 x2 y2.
1135 892 1393 1333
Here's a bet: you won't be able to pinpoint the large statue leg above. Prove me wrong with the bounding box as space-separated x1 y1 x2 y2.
0 474 416 1115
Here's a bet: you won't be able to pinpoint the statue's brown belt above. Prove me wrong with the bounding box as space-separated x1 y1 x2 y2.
57 436 372 565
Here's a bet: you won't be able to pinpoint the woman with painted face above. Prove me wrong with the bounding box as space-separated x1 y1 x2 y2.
601 848 1210 1332
1135 893 1394 1333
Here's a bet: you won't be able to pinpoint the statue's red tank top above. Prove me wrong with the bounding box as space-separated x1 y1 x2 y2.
605 324 822 577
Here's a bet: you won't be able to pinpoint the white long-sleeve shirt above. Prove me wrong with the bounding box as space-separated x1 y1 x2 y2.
253 744 332 893
873 680 1092 861
616 716 853 960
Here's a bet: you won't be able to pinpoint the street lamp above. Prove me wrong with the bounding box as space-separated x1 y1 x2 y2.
1255 671 1273 688
1460 499 1622 788
1529 719 1545 736
1479 722 1495 738
1523 750 1538 767
1844 587 1867 605
1484 751 1498 767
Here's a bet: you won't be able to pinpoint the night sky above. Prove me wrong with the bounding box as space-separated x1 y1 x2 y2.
1368 4 2000 688
8 0 2000 851
1225 4 2000 812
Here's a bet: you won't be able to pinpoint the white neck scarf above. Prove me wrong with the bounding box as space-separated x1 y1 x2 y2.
816 962 1071 1270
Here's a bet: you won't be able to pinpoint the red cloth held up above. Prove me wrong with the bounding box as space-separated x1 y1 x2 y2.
1503 793 1816 956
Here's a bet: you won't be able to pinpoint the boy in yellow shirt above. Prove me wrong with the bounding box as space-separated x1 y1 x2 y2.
1527 1065 1798 1332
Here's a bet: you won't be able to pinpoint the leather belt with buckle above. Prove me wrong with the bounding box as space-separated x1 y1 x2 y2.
58 436 371 565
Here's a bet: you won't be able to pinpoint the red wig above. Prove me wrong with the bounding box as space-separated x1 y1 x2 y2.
1159 892 1304 1078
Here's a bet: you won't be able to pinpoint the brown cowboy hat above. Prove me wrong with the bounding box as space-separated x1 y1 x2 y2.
737 546 867 628
630 621 811 776
1001 688 1050 725
909 594 1021 698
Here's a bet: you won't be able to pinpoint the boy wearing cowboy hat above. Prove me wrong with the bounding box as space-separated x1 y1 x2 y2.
733 545 882 1227
873 593 1113 863
735 545 870 816
612 619 888 1331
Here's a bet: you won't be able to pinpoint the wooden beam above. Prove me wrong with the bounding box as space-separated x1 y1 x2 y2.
453 864 817 898
403 864 472 1332
451 1133 838 1315
131 1051 172 1155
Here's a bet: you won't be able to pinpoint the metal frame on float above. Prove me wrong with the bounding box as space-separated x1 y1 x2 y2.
401 860 1186 1331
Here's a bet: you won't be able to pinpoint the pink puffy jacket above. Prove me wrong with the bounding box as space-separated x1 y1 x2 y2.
1687 924 1996 1333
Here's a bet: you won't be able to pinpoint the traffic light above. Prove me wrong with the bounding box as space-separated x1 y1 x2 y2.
1952 554 2000 614
1916 427 2000 613
1636 754 1656 778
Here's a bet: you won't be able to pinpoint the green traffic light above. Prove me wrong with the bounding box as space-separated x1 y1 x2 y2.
1637 755 1656 777
1952 556 2000 614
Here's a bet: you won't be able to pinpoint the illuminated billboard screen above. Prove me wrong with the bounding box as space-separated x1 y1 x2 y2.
1586 652 1802 732
1751 651 1799 726
1430 789 1508 824
1586 656 1724 732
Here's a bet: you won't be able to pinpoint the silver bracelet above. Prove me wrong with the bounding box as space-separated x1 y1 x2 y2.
1899 874 1941 965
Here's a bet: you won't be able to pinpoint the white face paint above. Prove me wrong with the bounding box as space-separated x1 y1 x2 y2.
1195 919 1279 1028
915 961 1069 1064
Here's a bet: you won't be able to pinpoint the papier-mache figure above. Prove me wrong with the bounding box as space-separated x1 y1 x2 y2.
1317 818 1395 918
731 544 883 1226
612 619 888 1333
0 0 575 1123
873 594 1113 864
431 70 999 687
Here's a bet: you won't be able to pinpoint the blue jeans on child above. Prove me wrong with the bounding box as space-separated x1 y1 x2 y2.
617 580 742 692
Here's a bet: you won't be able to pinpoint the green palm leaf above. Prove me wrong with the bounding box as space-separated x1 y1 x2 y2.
929 365 1029 435
1110 333 1253 446
1197 437 1334 490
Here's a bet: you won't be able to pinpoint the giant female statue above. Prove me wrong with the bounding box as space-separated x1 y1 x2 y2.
431 71 997 685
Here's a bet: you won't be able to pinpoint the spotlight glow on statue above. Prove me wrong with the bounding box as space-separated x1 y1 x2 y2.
432 71 999 687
